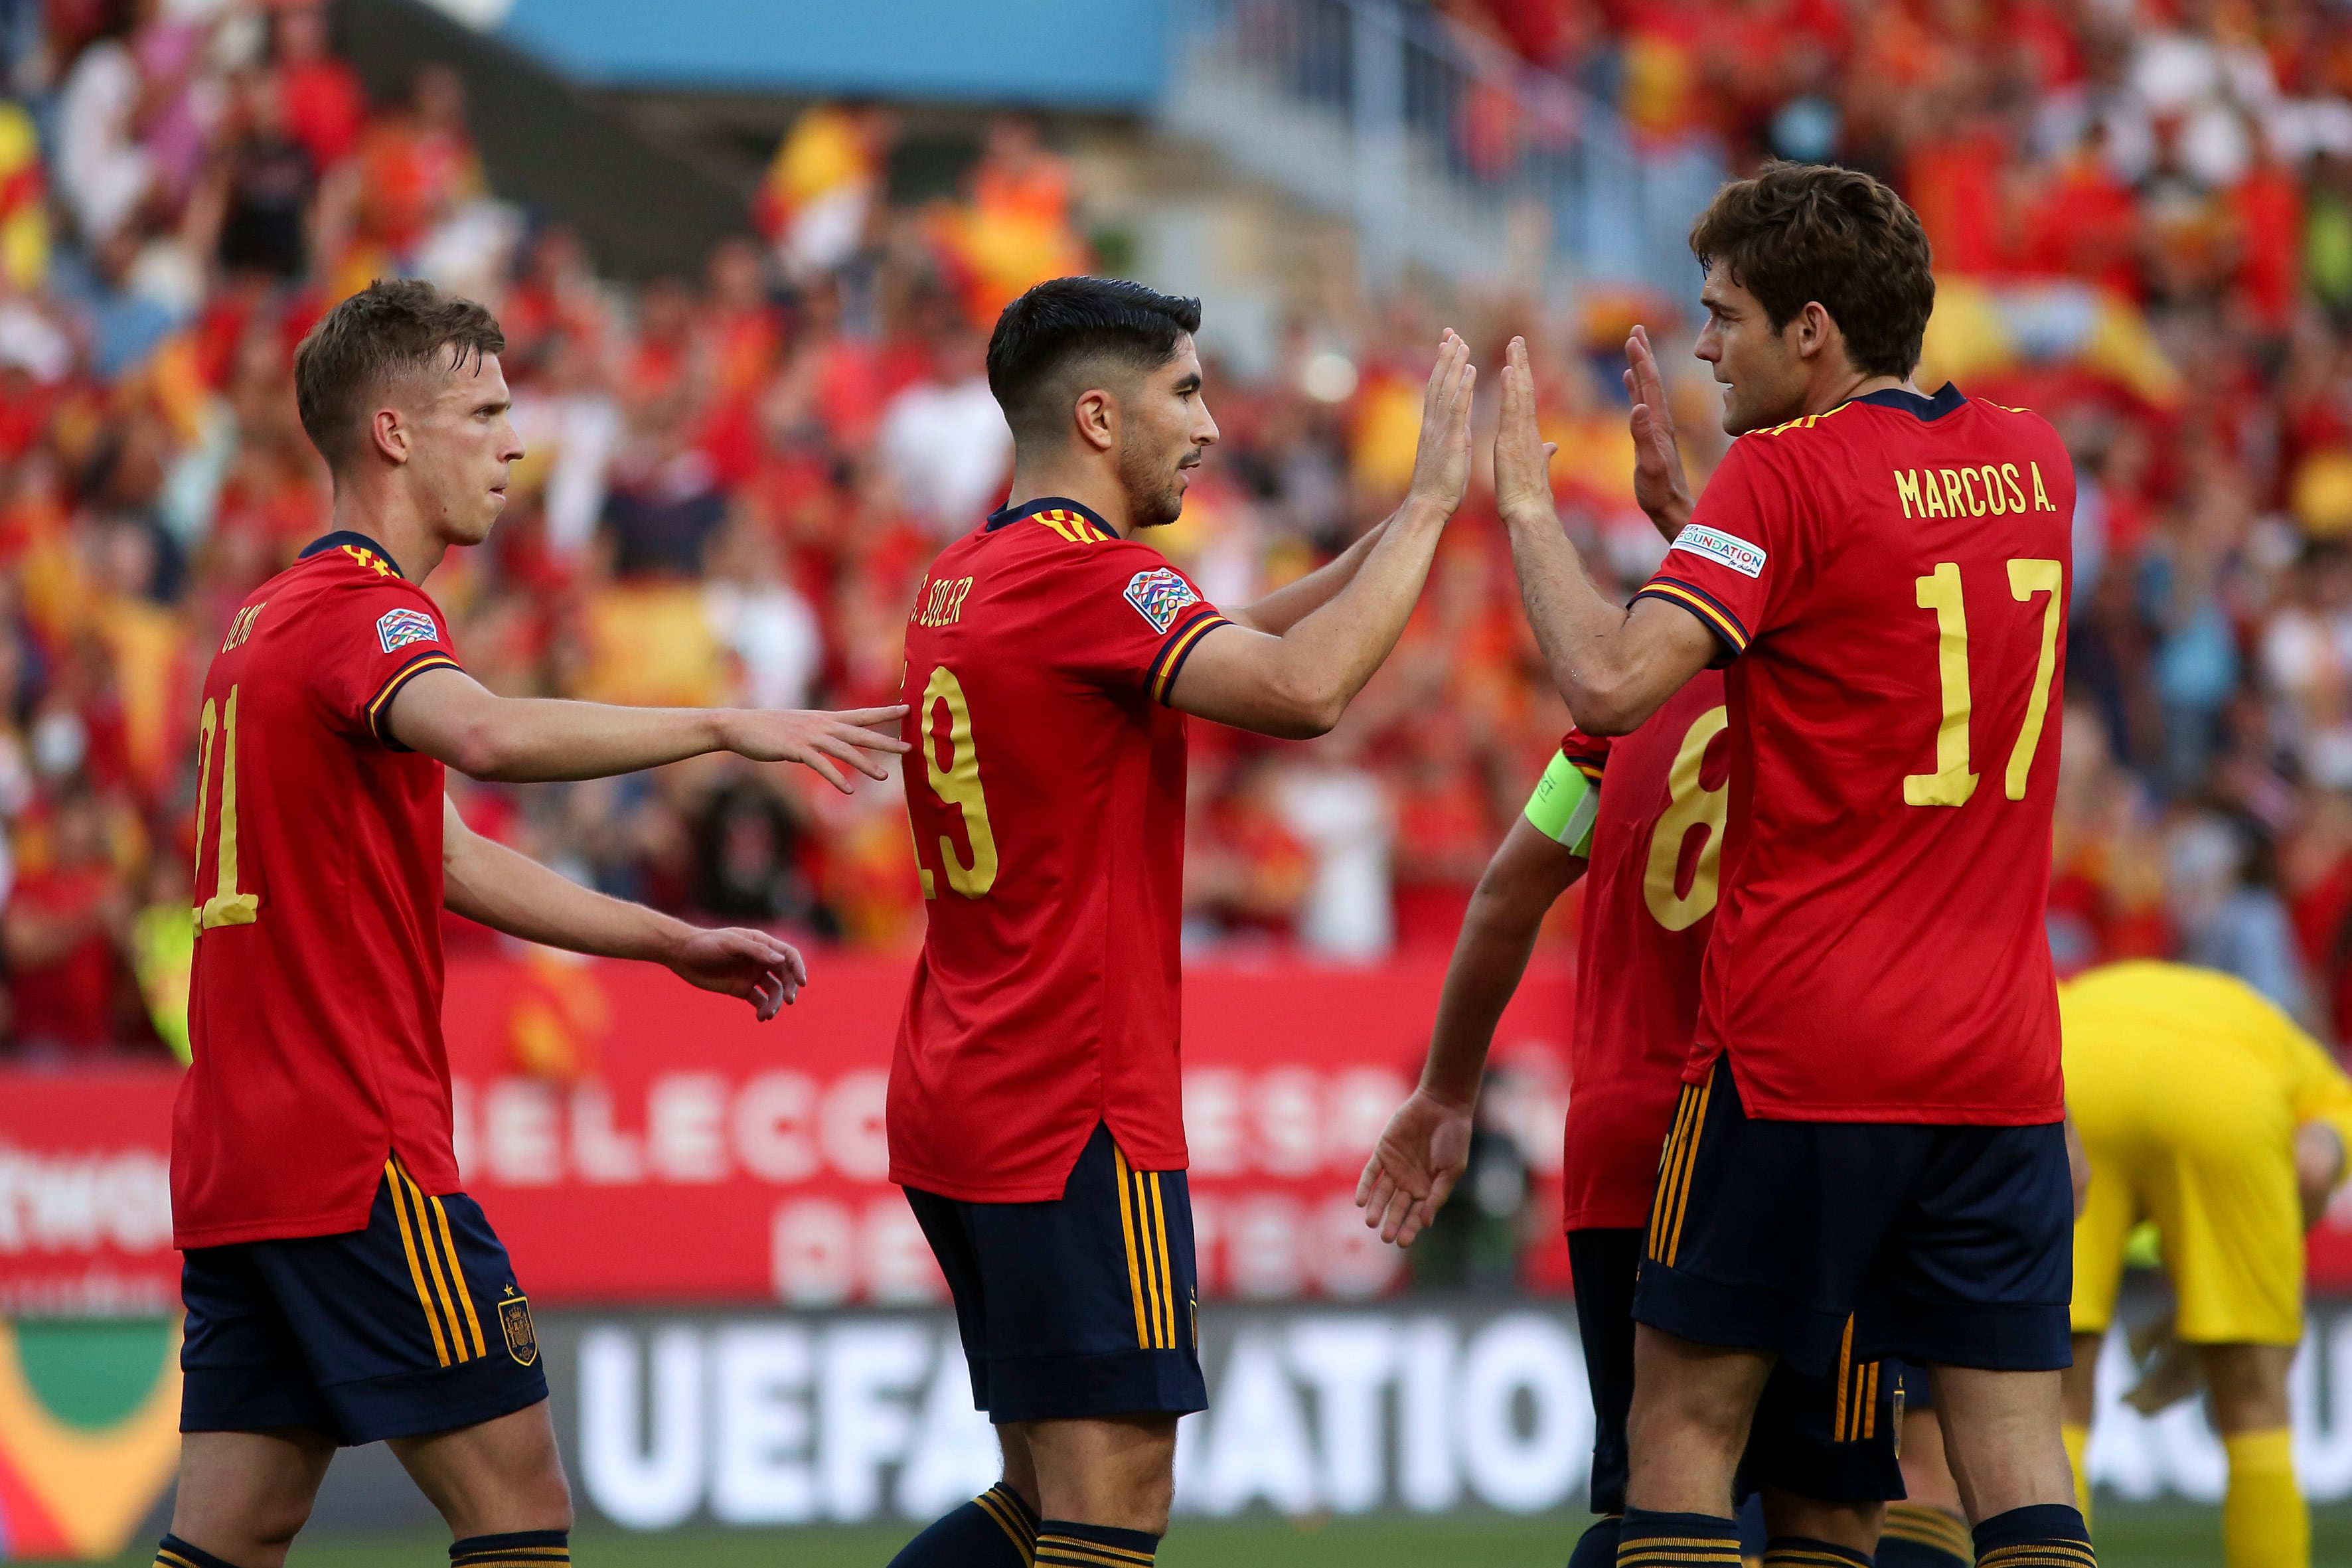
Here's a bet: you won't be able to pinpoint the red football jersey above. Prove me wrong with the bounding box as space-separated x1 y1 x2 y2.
1561 670 1729 1230
173 532 466 1247
890 499 1232 1202
1632 385 2071 1124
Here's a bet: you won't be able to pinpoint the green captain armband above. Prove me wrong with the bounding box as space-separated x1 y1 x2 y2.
1524 751 1599 858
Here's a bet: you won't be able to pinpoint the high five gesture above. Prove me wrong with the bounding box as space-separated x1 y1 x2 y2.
1624 323 1695 539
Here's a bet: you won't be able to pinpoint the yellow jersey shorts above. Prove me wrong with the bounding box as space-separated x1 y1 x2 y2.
2069 1059 2304 1346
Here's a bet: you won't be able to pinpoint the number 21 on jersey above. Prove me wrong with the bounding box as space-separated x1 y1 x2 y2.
1905 558 2062 808
193 685 260 928
913 665 998 900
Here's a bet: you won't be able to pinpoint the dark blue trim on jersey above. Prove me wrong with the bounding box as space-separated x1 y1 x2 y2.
1845 382 1966 422
1146 608 1233 704
1634 576 1751 664
367 648 465 748
986 496 1119 536
300 530 408 578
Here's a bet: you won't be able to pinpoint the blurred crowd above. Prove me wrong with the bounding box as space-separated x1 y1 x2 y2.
10 0 2352 1065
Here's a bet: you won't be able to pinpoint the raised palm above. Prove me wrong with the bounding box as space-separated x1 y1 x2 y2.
1492 336 1558 524
1405 329 1478 515
1623 323 1693 538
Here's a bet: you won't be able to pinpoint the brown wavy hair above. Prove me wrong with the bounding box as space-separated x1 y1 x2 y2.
1689 161 1935 380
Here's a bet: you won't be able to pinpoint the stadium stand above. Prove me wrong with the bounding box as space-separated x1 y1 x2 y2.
3 0 2352 1070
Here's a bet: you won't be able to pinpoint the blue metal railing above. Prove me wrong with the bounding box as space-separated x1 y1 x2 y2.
1161 0 1725 291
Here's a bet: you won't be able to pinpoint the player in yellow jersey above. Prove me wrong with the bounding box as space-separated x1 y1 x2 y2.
2060 960 2352 1568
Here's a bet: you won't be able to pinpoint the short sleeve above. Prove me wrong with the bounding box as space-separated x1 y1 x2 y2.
1056 540 1233 704
1631 434 1808 661
305 580 466 746
1558 727 1611 781
2272 1006 2352 1154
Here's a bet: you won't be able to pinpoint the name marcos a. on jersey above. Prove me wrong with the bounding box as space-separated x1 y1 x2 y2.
1633 384 2073 1126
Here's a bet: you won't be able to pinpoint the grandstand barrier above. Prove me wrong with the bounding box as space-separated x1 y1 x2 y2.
1160 0 1725 289
16 951 2352 1315
0 953 1581 1316
19 951 2352 1312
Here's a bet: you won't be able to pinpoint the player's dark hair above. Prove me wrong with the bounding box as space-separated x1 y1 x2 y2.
1689 161 1934 380
293 278 507 472
986 277 1203 445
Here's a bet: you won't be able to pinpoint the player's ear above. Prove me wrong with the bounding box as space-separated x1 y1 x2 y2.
1793 300 1834 364
1072 386 1117 455
369 406 411 467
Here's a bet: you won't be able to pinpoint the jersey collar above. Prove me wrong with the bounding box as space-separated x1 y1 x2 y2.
1843 382 1967 422
986 496 1119 536
299 530 407 578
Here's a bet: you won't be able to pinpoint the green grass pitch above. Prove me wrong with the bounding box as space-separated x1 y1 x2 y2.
84 1506 2352 1565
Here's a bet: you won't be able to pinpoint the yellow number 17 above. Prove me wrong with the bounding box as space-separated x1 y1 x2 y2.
1903 558 2062 809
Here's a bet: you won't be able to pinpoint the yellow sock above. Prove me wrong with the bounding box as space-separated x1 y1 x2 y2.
2061 1421 2092 1533
2222 1427 2305 1568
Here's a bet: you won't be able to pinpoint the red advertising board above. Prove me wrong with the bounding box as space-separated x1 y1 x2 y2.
20 951 2352 1309
0 1067 181 1315
439 952 1575 1304
0 954 1577 1310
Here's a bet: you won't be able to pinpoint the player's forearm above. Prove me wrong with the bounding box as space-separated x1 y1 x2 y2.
1229 514 1392 635
1502 507 1658 735
420 695 732 783
1421 824 1584 1105
1421 893 1550 1108
1265 498 1449 731
442 817 688 965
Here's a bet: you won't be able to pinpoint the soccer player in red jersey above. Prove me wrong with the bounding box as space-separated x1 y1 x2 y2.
1357 342 1914 1568
161 280 905 1568
1472 163 2088 1568
885 277 1474 1568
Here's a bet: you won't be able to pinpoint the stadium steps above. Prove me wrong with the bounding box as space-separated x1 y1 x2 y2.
329 0 750 279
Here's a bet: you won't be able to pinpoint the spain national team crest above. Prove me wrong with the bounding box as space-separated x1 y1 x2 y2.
376 607 439 655
1123 568 1200 634
499 1290 539 1368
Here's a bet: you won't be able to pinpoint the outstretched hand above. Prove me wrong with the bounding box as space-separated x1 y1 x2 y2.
727 706 910 793
1355 1088 1475 1247
666 925 809 1021
1404 329 1478 517
1492 336 1557 526
1622 324 1693 538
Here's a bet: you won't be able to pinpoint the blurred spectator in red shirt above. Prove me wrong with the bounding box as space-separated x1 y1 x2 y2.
3 787 134 1059
273 3 366 175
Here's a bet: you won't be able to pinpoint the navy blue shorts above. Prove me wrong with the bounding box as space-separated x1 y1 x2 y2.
905 1123 1208 1425
180 1161 547 1446
1635 1056 2074 1377
1571 1228 1902 1511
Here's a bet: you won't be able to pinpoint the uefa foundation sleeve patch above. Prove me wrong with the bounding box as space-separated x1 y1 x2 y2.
1671 524 1768 579
1123 568 1202 633
376 606 440 653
